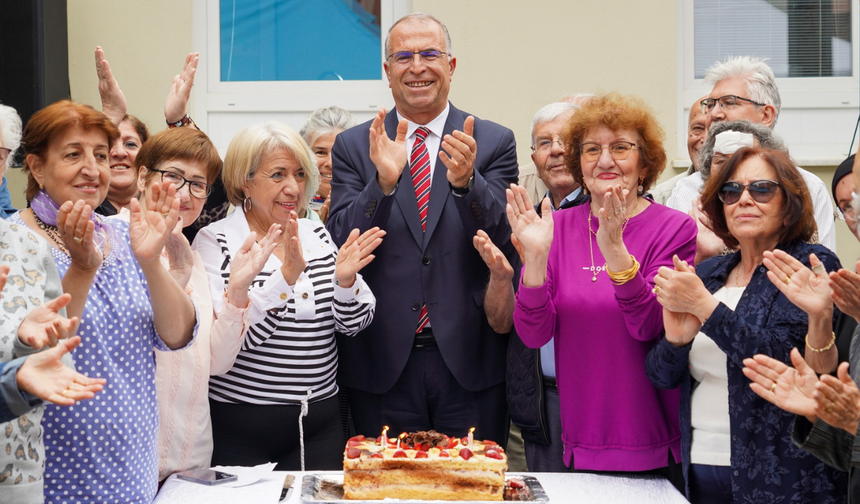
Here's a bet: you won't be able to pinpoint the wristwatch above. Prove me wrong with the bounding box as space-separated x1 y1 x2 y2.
451 175 474 197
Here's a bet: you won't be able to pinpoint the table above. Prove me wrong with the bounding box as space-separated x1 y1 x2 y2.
155 470 689 503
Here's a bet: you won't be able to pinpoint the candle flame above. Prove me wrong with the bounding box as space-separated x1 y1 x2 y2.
399 432 407 439
382 426 389 434
469 427 475 433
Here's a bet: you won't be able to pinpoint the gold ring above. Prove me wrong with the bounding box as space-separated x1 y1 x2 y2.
161 212 170 219
826 402 835 413
73 236 83 244
652 286 661 294
61 389 72 398
784 276 791 284
770 383 776 393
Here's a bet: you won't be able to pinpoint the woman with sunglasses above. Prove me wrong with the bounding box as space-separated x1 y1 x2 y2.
509 93 696 487
648 147 846 503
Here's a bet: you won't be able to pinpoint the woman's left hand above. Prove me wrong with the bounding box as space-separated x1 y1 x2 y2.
595 186 629 247
830 263 860 323
814 362 860 434
95 46 126 126
129 181 179 265
17 294 79 349
763 250 832 316
57 200 102 272
335 227 386 289
318 196 330 225
227 224 282 307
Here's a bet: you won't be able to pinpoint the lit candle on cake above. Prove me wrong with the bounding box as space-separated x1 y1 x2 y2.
468 427 475 448
381 425 389 446
398 432 406 450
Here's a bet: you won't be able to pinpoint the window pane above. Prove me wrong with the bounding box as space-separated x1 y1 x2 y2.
220 0 382 81
694 0 851 78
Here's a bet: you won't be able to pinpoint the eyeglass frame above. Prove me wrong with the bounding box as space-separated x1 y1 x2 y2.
700 95 766 115
530 138 565 153
148 167 213 199
718 179 781 205
386 49 450 66
578 141 639 162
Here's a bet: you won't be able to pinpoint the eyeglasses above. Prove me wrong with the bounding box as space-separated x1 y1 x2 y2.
579 141 638 162
0 148 10 166
700 95 765 115
149 167 213 199
531 138 564 153
387 50 449 66
718 179 780 205
838 201 857 221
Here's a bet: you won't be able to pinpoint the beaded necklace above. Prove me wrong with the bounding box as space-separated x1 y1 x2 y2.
33 213 69 255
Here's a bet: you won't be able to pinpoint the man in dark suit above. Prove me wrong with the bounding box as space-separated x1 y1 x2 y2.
326 12 517 444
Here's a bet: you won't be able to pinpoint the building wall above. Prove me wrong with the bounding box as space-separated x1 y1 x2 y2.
6 0 858 265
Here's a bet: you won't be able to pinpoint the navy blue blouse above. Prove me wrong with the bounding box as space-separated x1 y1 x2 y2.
646 240 847 503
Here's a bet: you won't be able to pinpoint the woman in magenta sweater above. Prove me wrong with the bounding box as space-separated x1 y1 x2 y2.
509 93 696 488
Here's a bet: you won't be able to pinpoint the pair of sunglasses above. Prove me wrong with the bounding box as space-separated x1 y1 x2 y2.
718 179 780 205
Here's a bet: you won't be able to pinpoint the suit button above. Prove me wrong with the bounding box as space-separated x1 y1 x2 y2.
470 201 478 209
422 257 430 265
280 293 288 300
302 292 309 299
365 212 372 218
411 303 420 311
371 199 378 207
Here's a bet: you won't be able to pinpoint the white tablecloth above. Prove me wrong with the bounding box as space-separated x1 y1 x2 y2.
155 470 689 503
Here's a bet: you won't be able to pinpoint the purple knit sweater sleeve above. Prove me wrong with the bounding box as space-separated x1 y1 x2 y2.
513 260 556 349
613 208 698 341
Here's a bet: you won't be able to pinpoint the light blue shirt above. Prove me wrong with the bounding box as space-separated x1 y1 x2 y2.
539 187 582 379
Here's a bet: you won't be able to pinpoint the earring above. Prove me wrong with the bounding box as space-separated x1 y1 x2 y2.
243 197 252 212
638 183 644 195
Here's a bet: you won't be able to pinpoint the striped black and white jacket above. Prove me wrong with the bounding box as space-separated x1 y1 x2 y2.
192 207 376 405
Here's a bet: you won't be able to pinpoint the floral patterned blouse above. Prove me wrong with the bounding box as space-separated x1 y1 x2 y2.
646 240 847 503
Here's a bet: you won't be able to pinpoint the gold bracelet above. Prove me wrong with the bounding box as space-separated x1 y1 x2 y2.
607 255 640 285
806 332 836 353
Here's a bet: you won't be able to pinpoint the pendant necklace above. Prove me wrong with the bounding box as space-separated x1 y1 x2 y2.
587 202 636 282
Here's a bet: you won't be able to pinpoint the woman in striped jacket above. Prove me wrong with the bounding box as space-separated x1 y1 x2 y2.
193 121 384 470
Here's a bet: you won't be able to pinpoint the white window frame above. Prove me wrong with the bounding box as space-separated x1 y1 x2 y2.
191 0 411 151
676 0 860 167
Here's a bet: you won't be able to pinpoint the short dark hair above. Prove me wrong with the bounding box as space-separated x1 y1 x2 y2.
700 147 815 248
122 114 150 145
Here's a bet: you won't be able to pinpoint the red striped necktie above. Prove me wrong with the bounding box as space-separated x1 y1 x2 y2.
410 126 431 333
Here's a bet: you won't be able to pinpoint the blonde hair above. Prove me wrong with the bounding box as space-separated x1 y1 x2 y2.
222 121 318 213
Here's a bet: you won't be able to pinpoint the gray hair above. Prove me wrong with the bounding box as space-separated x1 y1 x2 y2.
559 93 595 106
698 119 786 178
0 104 23 168
530 102 579 145
384 12 453 59
704 56 782 128
299 106 356 149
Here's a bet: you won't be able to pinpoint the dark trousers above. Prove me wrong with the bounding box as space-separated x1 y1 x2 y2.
524 386 567 472
209 395 343 471
347 345 509 447
689 463 733 504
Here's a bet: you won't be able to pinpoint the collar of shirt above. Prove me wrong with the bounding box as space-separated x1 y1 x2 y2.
396 102 451 181
547 186 583 212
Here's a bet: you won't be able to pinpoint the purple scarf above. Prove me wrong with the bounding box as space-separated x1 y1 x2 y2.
30 190 115 252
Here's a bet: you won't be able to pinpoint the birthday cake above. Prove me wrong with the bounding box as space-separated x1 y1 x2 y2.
342 429 507 501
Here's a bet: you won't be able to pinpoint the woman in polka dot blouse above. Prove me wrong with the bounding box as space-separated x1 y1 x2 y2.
11 100 197 504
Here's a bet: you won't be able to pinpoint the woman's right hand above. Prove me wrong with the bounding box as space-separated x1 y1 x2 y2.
742 348 818 422
57 200 102 273
227 224 282 307
815 362 860 434
95 46 126 126
654 255 718 323
17 293 80 349
506 184 552 287
164 52 199 124
279 211 306 286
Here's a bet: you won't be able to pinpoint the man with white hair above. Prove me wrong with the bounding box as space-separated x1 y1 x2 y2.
518 94 592 204
686 55 836 251
0 104 22 218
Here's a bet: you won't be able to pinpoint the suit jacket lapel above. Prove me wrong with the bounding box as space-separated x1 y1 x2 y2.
423 105 463 246
386 110 423 247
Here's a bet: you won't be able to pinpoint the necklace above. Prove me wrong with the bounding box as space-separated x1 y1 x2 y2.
33 213 69 255
586 200 637 282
